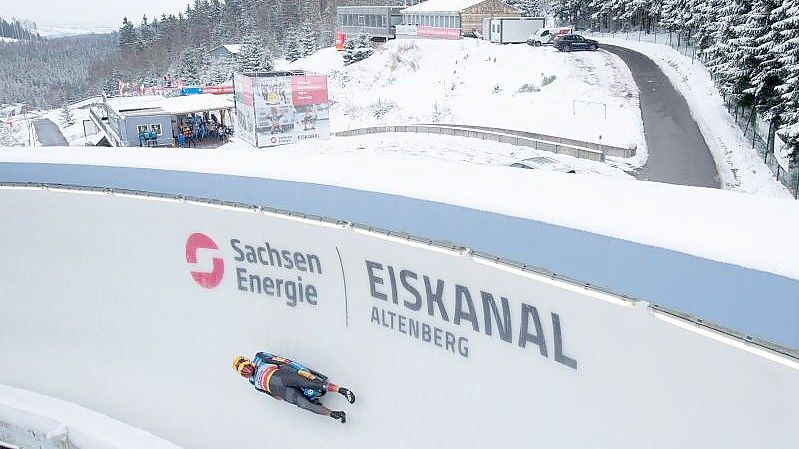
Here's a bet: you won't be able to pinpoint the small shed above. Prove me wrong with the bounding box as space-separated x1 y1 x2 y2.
400 0 520 38
208 44 242 61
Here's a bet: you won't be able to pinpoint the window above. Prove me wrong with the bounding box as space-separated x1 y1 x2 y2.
151 123 163 136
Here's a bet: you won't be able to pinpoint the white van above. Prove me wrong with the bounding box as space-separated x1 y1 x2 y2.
526 27 572 46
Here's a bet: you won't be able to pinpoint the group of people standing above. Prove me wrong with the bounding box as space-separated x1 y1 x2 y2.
175 112 231 147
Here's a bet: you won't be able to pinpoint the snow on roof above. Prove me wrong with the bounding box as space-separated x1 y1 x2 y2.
105 94 234 117
402 0 488 12
210 44 241 54
222 44 241 54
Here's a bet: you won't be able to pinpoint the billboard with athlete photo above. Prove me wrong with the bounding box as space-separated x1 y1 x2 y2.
234 72 329 147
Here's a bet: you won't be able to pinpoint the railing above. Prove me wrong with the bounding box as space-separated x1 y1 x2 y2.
335 124 637 162
422 123 636 158
2 181 796 361
88 107 122 147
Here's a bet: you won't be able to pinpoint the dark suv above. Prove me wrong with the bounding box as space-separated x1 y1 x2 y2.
554 34 599 52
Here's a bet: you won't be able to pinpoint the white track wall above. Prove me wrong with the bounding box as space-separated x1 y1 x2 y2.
0 187 797 449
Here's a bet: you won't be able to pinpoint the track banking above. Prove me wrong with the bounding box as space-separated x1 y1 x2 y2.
231 239 323 308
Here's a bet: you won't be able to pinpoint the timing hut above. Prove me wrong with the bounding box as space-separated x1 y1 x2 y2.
398 0 520 38
92 94 234 147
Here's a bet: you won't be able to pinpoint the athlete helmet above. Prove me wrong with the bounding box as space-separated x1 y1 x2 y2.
232 355 253 375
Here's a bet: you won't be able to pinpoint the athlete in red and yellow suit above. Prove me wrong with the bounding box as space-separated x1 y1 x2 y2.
233 353 355 423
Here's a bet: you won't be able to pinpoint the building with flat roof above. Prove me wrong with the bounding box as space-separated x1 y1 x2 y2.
399 0 520 38
92 94 234 147
336 6 405 41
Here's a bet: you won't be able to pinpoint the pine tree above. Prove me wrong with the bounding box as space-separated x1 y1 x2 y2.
343 33 373 66
703 0 753 103
103 70 122 96
59 103 75 127
771 0 799 158
284 29 303 62
239 32 274 73
178 47 207 83
118 17 138 52
505 0 545 17
139 15 154 49
300 22 317 57
748 0 783 119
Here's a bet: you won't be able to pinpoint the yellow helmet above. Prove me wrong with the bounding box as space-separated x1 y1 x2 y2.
232 355 253 374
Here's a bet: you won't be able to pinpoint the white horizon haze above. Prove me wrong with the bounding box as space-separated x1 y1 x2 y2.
0 0 193 28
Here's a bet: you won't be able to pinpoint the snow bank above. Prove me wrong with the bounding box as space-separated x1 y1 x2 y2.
0 385 183 449
595 36 789 197
292 40 645 158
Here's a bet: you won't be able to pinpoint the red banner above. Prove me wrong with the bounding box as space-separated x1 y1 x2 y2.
202 85 234 95
416 26 460 40
335 32 346 51
291 76 328 106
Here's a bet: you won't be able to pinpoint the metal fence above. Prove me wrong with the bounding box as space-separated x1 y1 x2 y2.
335 123 639 162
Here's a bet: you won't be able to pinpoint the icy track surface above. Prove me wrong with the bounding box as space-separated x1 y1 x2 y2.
0 187 797 449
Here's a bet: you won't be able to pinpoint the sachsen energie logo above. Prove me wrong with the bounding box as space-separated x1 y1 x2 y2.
186 232 225 289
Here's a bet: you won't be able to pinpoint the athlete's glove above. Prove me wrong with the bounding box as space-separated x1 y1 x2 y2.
330 410 346 424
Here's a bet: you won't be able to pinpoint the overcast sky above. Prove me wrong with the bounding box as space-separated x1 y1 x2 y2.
1 0 193 28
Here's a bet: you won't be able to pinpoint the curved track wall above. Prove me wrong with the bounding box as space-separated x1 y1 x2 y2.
0 187 797 449
1 163 798 350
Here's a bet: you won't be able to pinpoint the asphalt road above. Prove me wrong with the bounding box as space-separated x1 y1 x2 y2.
602 45 720 188
33 118 68 146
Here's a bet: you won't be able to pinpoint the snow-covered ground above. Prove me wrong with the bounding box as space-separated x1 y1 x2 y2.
0 385 182 449
288 39 646 159
0 37 18 43
594 36 790 198
0 113 37 146
42 106 100 146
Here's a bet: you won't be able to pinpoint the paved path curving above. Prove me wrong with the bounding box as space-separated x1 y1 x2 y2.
33 118 68 146
602 45 720 188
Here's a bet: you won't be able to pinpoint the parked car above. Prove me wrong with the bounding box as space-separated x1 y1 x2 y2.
526 27 572 46
554 34 599 52
509 156 577 173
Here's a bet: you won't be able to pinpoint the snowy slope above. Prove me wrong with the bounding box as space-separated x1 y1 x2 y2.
288 40 645 158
